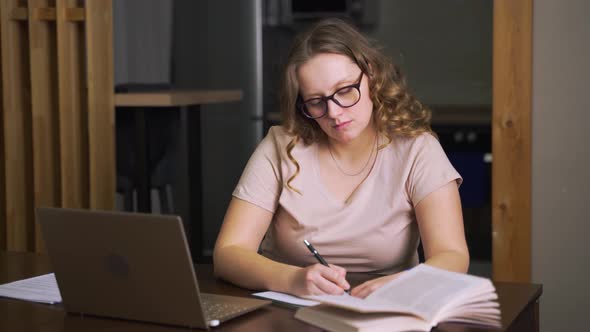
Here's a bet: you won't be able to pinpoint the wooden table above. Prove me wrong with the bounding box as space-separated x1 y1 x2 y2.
114 89 242 262
0 251 542 332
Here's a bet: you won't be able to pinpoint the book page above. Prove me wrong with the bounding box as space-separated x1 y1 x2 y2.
296 305 433 332
305 293 411 313
365 264 492 321
306 264 496 322
0 273 62 304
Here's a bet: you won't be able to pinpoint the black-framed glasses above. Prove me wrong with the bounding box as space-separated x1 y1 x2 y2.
298 72 364 119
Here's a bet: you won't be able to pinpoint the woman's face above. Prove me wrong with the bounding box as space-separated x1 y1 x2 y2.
297 53 374 145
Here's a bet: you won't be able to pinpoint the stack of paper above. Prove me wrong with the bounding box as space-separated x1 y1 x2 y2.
0 273 62 304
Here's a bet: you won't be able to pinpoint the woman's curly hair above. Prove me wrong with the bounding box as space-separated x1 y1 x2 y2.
279 18 432 192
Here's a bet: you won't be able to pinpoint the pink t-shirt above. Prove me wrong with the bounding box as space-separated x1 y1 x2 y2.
233 126 461 274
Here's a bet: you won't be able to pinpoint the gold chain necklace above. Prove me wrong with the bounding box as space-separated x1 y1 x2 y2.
328 133 377 177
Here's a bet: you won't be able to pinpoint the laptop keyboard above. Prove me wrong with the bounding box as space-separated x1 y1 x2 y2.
201 297 251 321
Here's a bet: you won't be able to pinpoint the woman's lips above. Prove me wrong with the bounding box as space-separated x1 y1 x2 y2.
333 120 352 130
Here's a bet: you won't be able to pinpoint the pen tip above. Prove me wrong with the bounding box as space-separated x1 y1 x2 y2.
303 239 310 245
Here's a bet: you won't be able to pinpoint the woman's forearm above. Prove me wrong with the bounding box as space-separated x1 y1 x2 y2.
213 245 299 293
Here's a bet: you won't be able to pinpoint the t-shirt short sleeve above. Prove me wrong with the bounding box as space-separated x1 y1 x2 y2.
232 128 284 213
407 133 462 206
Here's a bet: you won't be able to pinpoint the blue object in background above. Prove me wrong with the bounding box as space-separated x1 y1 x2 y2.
448 151 491 208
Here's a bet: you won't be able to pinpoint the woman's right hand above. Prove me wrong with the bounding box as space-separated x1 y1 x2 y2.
288 263 350 297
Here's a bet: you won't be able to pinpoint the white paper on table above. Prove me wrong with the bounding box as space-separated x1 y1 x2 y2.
0 273 62 304
253 291 320 307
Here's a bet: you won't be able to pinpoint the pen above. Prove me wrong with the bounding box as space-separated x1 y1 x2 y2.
303 239 350 294
303 239 329 266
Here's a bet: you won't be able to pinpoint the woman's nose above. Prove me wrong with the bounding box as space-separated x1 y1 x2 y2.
326 99 344 118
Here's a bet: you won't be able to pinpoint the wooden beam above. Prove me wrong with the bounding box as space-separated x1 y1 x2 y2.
10 7 84 22
57 0 88 209
492 0 533 282
85 0 114 210
0 2 5 250
28 0 61 252
65 8 85 21
9 7 27 21
32 7 55 21
1 0 35 251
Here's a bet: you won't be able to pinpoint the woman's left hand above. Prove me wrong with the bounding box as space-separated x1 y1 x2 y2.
349 271 404 298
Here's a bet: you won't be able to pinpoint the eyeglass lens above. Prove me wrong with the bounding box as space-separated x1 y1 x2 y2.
302 85 361 118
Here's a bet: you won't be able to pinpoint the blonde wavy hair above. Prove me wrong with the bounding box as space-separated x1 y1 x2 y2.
280 18 433 192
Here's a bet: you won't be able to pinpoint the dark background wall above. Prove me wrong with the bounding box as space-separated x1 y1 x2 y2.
172 0 262 255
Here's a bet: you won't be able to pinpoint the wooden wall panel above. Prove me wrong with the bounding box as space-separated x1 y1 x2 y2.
492 0 533 282
85 0 114 210
0 8 5 250
28 0 60 252
57 0 88 209
0 0 35 251
0 0 114 251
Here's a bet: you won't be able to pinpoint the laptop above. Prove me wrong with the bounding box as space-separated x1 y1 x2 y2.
36 207 270 329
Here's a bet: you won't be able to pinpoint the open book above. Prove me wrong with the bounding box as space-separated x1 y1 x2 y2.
295 264 501 332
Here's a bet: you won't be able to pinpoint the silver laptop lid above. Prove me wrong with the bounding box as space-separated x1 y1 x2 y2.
37 207 209 328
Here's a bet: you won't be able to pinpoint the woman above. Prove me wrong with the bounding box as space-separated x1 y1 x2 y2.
213 18 469 298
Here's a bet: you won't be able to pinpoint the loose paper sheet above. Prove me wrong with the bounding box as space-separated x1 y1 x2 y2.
253 291 320 307
0 273 62 304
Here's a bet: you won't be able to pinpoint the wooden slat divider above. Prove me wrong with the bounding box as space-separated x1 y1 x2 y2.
1 0 35 251
1 0 114 251
57 0 87 209
85 0 114 209
492 0 533 282
28 0 60 252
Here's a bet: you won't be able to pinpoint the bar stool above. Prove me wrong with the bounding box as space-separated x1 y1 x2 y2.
115 84 177 214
